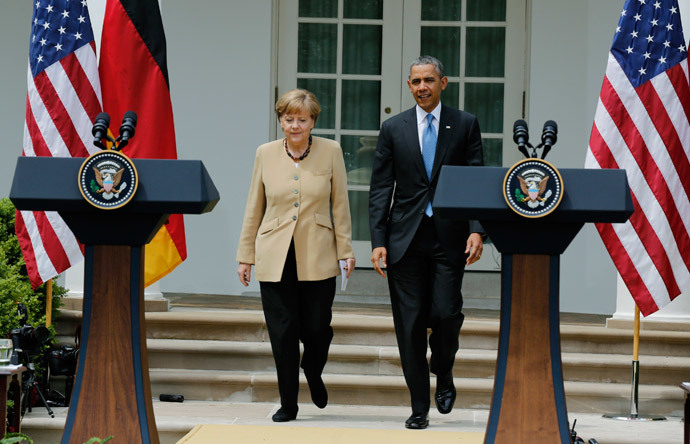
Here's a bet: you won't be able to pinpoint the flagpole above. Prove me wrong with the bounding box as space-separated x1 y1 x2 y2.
603 304 665 421
46 278 52 328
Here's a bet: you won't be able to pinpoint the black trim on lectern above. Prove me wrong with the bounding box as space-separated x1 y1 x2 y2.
549 256 570 444
130 247 151 444
61 246 94 444
485 254 513 442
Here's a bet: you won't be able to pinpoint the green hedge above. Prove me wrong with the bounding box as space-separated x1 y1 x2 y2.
0 198 65 340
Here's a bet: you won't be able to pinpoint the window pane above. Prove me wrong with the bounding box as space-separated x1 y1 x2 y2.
420 27 460 77
467 0 506 21
344 0 383 19
421 0 461 21
341 135 377 185
482 138 503 166
465 27 505 77
464 83 504 134
441 82 459 109
343 25 382 75
299 0 337 18
298 23 337 73
348 190 371 241
341 80 381 130
297 78 336 129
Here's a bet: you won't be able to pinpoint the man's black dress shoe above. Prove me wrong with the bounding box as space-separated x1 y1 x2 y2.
272 406 298 422
404 412 429 429
306 372 328 408
435 376 456 414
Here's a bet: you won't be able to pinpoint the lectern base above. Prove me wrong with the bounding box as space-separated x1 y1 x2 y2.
61 245 158 444
484 254 570 444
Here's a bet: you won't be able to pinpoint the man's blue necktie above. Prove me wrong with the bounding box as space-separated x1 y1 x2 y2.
422 113 437 217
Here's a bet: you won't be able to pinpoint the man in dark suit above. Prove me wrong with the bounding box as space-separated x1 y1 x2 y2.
369 56 484 429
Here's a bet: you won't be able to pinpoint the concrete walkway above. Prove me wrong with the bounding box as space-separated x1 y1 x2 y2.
20 400 683 444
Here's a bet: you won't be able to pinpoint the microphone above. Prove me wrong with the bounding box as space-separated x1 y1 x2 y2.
540 120 558 159
92 112 110 148
117 111 138 150
513 119 530 158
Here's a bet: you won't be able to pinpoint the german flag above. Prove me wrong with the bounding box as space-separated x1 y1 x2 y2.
99 0 187 286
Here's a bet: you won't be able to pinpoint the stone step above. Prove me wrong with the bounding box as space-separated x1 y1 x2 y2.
145 338 690 386
146 369 684 416
55 308 690 357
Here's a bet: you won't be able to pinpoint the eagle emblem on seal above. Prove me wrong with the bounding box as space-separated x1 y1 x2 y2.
91 161 128 200
518 175 550 207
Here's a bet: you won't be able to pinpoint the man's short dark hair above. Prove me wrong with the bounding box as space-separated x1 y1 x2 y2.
409 55 445 78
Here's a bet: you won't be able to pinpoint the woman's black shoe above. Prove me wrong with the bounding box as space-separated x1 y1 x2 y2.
306 373 328 408
272 406 298 422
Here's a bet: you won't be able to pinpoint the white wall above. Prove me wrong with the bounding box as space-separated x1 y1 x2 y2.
158 0 273 295
527 0 628 314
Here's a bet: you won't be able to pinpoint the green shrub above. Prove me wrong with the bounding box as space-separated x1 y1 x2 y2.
0 198 66 343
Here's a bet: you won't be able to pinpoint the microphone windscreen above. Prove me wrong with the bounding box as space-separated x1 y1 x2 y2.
123 110 137 126
95 112 110 127
543 120 557 132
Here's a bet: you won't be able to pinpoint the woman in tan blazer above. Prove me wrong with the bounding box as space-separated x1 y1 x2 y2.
237 89 355 422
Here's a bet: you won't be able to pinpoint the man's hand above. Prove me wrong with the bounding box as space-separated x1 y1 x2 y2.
237 263 252 286
465 233 484 266
371 247 388 277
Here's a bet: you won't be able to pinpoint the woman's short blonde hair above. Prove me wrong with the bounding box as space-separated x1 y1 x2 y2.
275 89 321 124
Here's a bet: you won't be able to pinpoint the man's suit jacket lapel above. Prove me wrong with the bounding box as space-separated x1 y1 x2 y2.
402 107 429 182
430 105 454 182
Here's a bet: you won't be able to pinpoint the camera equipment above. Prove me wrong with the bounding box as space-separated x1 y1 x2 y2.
48 344 79 405
10 303 55 418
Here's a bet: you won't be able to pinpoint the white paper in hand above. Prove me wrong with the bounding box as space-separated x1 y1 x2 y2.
339 259 348 291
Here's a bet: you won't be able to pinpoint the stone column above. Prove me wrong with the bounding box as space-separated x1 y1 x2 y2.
607 275 690 330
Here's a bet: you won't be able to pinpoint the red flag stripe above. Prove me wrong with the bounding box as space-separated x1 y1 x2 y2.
589 123 681 300
664 61 690 129
33 71 88 158
14 211 42 286
595 221 660 315
600 75 690 270
590 99 676 309
24 103 52 157
19 211 58 283
32 211 71 275
604 58 690 283
27 78 71 157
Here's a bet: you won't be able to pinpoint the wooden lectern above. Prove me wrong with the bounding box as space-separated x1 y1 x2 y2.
10 157 219 444
434 165 633 444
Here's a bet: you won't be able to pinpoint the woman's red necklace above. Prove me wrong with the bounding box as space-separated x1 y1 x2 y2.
284 135 312 161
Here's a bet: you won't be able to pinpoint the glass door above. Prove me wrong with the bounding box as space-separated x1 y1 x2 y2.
277 0 403 263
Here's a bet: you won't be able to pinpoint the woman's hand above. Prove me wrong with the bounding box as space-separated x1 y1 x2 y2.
343 257 356 278
237 263 253 286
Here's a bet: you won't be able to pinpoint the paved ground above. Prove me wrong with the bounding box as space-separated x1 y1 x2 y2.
22 400 683 444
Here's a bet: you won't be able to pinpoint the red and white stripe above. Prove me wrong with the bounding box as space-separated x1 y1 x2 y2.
586 53 690 316
17 42 102 288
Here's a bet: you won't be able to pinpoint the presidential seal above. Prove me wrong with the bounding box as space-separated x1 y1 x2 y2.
503 158 563 218
78 150 138 210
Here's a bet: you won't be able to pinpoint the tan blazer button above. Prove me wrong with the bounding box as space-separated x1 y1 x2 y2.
294 176 299 180
294 202 299 207
292 215 297 221
293 189 299 194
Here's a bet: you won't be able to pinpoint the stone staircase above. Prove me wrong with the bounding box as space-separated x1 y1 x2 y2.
51 297 689 417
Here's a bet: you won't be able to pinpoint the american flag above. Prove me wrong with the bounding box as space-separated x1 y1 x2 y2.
16 0 102 288
586 0 690 316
